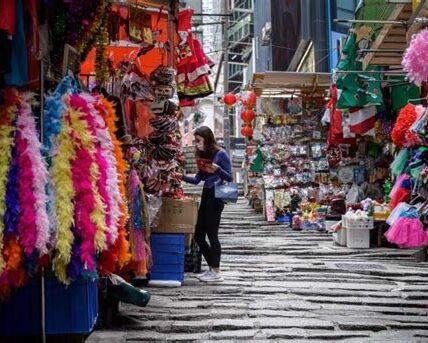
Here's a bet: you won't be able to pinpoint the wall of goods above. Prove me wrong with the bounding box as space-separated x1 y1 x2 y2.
245 12 428 251
0 0 210 336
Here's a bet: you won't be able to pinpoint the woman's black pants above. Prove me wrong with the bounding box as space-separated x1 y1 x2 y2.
194 187 225 269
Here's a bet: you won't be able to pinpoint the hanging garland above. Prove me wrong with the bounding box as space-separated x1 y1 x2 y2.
74 0 111 60
95 25 110 86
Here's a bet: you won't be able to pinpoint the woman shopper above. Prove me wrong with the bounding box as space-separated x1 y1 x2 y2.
182 126 233 282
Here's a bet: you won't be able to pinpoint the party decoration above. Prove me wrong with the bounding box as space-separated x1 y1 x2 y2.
391 104 421 147
95 25 110 86
402 29 428 85
241 109 255 122
241 126 253 137
240 90 256 107
223 93 237 107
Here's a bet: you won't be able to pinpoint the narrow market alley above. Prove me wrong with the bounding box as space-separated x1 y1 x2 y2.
89 199 428 342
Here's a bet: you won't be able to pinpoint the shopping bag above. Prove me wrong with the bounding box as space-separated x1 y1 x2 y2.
214 181 238 203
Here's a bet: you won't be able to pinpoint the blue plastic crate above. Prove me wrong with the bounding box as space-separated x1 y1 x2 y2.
151 234 185 245
151 234 185 253
0 280 40 336
150 271 184 282
151 263 184 273
277 215 291 223
152 251 185 264
0 278 98 336
45 278 98 334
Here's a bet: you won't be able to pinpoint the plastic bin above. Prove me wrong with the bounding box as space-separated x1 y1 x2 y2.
151 263 184 273
152 251 185 264
346 227 371 248
150 271 184 282
277 215 291 223
333 227 347 246
151 234 185 253
151 234 185 282
0 278 98 336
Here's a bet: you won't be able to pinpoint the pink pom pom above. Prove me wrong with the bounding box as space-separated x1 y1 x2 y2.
402 29 428 85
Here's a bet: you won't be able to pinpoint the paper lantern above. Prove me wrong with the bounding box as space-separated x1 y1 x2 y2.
240 109 255 122
241 90 256 107
223 93 237 106
241 126 253 137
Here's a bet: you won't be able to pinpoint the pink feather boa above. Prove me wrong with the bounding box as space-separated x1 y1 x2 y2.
402 29 428 85
81 94 121 244
71 144 97 271
71 94 111 245
17 95 50 254
16 130 38 256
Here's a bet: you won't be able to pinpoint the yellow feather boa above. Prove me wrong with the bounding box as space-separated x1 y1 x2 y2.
0 102 17 273
51 116 76 284
0 109 16 273
68 108 108 252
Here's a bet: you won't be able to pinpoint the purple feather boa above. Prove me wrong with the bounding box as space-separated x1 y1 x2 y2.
4 142 20 235
67 230 82 281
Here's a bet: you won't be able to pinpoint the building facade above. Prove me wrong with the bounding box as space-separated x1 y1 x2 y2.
250 0 359 76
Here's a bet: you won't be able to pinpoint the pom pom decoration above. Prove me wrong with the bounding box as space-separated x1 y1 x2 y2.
402 29 428 85
391 104 421 148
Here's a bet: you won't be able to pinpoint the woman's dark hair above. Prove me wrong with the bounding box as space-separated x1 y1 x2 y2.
194 126 220 159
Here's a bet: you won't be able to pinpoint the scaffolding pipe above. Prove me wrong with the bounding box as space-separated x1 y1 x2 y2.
359 49 404 53
333 19 406 25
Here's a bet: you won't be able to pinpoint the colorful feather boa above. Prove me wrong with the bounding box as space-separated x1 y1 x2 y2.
52 116 76 283
91 95 122 244
100 98 130 267
16 95 50 255
0 96 18 272
0 235 26 300
4 138 20 236
128 168 145 261
68 110 99 272
16 128 38 256
43 76 78 154
69 95 108 253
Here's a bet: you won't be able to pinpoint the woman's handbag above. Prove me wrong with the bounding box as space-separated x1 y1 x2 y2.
214 180 238 203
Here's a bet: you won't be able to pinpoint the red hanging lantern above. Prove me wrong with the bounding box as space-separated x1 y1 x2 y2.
223 93 237 106
241 90 257 107
241 125 253 137
240 109 255 122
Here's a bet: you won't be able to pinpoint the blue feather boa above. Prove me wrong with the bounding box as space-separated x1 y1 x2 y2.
4 136 20 235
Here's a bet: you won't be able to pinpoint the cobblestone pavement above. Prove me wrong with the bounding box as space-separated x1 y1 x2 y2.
88 199 428 342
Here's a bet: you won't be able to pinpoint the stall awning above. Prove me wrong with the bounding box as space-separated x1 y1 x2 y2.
362 3 412 69
251 72 332 97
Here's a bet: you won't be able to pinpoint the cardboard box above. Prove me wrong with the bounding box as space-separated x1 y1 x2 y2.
153 198 199 234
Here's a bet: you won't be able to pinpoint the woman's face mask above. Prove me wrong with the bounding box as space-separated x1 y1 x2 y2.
195 136 204 151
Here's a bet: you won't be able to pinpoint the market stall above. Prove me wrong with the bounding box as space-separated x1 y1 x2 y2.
324 0 428 250
244 60 404 246
244 72 334 229
0 0 208 340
